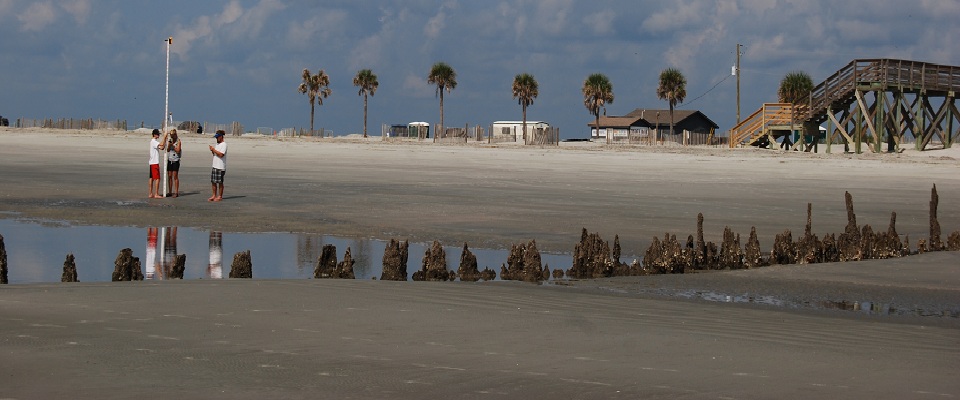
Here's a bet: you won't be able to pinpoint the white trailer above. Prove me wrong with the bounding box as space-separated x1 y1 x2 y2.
491 121 549 143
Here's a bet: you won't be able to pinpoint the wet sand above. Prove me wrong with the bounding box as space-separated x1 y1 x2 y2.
1 128 959 398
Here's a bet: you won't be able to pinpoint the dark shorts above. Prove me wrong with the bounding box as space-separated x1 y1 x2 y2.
149 164 160 179
211 168 226 184
167 160 180 172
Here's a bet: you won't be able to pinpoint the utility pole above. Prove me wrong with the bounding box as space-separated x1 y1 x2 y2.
162 37 172 197
735 43 742 124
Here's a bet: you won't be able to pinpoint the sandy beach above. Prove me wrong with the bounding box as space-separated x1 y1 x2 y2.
1 127 959 398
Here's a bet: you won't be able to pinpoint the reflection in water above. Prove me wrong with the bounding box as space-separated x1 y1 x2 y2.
0 218 591 284
163 227 178 279
146 227 158 279
208 231 222 279
351 239 371 279
296 235 321 275
146 227 180 280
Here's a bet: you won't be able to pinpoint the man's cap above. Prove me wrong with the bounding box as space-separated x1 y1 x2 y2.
214 132 224 138
152 129 161 136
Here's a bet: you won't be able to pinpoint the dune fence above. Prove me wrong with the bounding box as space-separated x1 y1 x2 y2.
15 118 128 130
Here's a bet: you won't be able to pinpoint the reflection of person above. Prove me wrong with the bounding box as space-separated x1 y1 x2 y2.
145 227 158 279
166 130 182 197
208 231 223 279
208 130 228 202
148 129 166 198
162 226 178 278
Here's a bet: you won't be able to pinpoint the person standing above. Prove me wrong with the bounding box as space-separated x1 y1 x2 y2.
208 130 228 201
166 129 182 197
148 129 166 198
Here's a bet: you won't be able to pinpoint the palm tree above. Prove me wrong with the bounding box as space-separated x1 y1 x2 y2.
656 67 687 139
778 71 814 124
353 69 379 138
427 62 457 138
512 73 539 143
297 68 332 136
582 73 614 140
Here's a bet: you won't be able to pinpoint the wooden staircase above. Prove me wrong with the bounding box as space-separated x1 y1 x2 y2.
728 103 798 148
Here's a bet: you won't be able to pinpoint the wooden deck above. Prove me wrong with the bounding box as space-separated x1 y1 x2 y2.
730 59 960 152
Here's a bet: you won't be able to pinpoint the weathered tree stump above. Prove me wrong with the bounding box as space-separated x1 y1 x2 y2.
335 247 356 279
882 212 904 259
229 250 253 279
719 227 743 269
929 184 943 251
948 231 960 251
413 241 451 281
837 191 862 261
821 233 840 262
168 254 186 279
380 239 409 281
314 244 339 278
0 233 7 284
479 267 496 281
551 267 565 279
61 253 79 282
771 230 795 265
111 248 143 281
456 243 481 282
743 227 764 268
795 203 822 264
693 213 707 269
569 229 615 278
860 225 877 260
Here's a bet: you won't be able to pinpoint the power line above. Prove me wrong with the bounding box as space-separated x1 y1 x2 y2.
684 74 731 106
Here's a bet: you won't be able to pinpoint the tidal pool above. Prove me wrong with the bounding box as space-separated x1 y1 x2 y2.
0 217 575 284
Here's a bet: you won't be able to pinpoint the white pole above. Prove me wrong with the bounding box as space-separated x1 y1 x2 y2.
162 37 171 197
158 226 166 280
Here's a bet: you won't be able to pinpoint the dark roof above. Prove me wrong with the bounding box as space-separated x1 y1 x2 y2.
624 108 719 129
587 108 720 129
587 116 642 128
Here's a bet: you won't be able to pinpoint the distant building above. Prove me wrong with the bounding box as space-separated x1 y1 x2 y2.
587 108 719 141
492 121 549 143
387 121 430 138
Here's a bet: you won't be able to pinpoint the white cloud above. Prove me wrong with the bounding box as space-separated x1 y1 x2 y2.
583 9 616 36
423 6 447 40
349 34 386 71
171 0 284 61
287 9 349 47
403 73 434 98
216 0 243 25
542 0 573 35
18 1 57 32
0 0 12 14
61 0 91 25
641 1 706 33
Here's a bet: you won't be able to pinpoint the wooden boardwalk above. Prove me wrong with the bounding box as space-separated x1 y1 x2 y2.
731 59 960 153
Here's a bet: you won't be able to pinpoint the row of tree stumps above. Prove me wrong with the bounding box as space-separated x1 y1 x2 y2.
638 184 960 275
0 185 957 284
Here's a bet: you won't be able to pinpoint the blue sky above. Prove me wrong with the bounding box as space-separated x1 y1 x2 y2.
1 0 958 138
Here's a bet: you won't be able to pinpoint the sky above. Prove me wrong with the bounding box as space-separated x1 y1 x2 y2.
1 0 958 139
